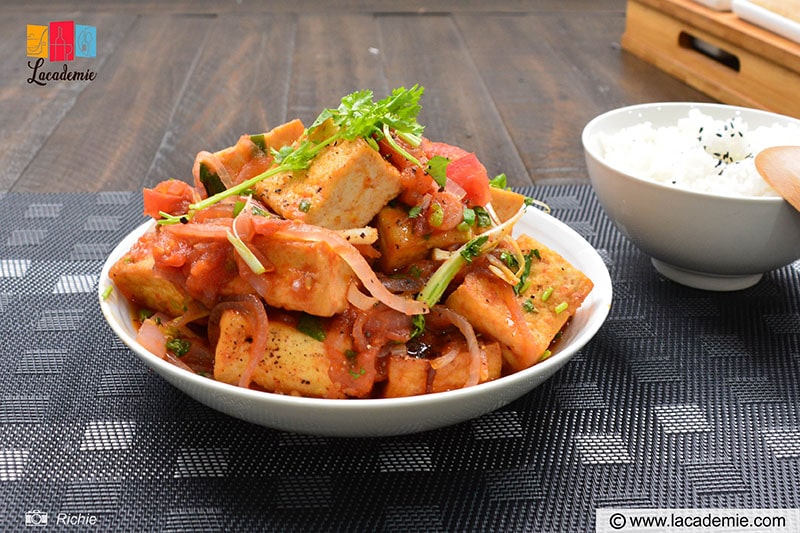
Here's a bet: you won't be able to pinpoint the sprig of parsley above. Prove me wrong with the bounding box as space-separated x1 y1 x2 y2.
160 86 427 224
312 85 425 144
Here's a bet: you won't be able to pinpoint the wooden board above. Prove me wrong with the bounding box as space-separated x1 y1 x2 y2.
621 0 800 118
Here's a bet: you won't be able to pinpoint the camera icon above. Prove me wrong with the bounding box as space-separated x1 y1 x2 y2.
24 510 48 526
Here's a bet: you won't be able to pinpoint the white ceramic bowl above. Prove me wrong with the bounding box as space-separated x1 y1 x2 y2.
582 102 800 291
99 207 612 437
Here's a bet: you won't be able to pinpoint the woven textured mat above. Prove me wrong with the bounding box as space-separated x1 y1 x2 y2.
0 185 798 531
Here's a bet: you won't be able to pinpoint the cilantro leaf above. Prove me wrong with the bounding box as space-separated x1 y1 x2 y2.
460 235 489 263
187 86 426 218
489 173 508 189
426 155 450 189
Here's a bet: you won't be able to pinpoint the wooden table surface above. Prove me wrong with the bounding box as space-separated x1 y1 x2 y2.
4 0 713 193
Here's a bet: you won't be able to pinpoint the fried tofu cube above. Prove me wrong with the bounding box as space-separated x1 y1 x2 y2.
382 342 503 397
375 205 471 272
430 342 503 393
109 239 202 318
446 235 593 372
382 356 429 398
196 119 305 188
253 135 403 229
111 224 354 318
251 233 354 317
489 187 527 222
214 310 345 398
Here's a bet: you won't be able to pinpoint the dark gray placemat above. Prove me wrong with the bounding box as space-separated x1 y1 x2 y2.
0 185 797 532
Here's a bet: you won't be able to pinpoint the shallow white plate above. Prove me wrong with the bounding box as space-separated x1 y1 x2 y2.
98 208 613 437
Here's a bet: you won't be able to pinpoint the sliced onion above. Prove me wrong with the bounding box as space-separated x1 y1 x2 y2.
162 221 231 241
137 319 167 358
388 343 408 358
444 177 467 201
435 306 485 387
274 223 429 316
164 352 195 373
208 295 269 389
193 151 235 191
429 344 460 370
347 282 378 311
499 281 542 366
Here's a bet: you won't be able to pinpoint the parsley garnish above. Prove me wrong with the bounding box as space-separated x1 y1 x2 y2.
166 338 191 357
426 155 450 189
489 173 507 189
500 250 519 270
514 250 537 295
460 235 489 263
161 86 426 224
474 206 492 227
297 313 326 342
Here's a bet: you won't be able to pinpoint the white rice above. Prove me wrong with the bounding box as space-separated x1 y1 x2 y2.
593 108 800 197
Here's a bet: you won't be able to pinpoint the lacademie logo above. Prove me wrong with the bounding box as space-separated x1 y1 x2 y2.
26 20 98 86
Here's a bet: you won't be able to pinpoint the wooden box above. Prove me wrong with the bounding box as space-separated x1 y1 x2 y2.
622 0 800 118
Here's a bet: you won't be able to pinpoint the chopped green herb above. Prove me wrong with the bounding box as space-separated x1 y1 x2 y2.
554 301 569 314
408 205 422 218
138 308 155 322
474 206 492 227
462 207 476 226
426 155 450 189
541 286 554 302
199 162 226 196
408 264 423 279
411 314 426 339
298 199 312 213
251 204 270 217
181 86 426 222
249 133 267 152
514 250 537 295
522 298 536 313
345 349 358 360
349 367 367 379
166 338 191 357
101 285 113 300
500 251 519 270
489 173 507 189
226 230 266 274
297 313 326 342
461 235 489 263
428 202 444 227
232 200 246 217
541 349 552 360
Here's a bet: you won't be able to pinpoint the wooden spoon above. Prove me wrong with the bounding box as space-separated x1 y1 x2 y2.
755 146 800 212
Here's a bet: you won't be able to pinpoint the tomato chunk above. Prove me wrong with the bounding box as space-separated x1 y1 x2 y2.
143 180 195 219
444 153 491 207
423 141 491 207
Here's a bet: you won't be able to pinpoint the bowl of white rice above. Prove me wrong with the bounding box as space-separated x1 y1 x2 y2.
582 102 800 291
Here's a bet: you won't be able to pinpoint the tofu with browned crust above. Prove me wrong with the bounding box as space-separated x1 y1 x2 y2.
250 232 355 317
214 311 346 398
110 228 356 318
252 136 403 230
195 119 305 189
446 235 594 372
109 253 202 318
